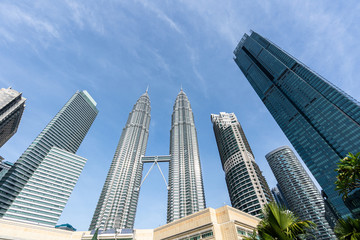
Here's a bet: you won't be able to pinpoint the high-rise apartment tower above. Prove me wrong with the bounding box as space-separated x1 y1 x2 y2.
90 91 151 230
266 146 335 239
233 31 360 217
0 91 98 226
167 89 206 223
211 112 272 217
0 87 26 147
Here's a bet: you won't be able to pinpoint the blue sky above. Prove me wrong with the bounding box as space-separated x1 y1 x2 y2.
1 0 360 231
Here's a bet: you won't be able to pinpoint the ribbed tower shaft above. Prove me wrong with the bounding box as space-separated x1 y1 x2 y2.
89 92 151 230
167 90 206 223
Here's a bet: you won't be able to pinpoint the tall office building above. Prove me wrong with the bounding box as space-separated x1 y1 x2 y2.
90 91 151 230
211 112 272 218
167 89 206 223
0 90 98 226
266 146 335 239
0 87 26 147
233 31 360 217
5 147 88 227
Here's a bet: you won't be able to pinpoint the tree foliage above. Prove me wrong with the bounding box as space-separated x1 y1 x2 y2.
257 202 316 240
334 217 360 240
335 152 360 199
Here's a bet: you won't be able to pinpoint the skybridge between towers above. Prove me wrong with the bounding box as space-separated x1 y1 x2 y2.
137 155 171 191
141 155 171 163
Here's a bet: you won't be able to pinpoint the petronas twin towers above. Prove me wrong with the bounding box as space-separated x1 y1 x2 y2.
90 89 206 231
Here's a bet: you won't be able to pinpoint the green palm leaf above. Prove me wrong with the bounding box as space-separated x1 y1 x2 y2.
257 202 315 240
335 217 360 240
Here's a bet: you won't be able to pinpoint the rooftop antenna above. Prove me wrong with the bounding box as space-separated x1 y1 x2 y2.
146 85 149 93
180 84 183 91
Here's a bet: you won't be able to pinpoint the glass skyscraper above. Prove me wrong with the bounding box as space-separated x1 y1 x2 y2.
4 147 88 227
167 89 206 223
266 146 335 239
233 31 360 217
90 91 151 230
0 90 98 226
211 112 272 218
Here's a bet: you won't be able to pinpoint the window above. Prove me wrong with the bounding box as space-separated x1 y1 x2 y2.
201 231 213 238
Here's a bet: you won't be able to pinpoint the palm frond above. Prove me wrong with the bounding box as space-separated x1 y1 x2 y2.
257 202 315 240
334 217 360 240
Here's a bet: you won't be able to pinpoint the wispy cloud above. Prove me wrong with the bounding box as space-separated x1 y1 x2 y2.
0 3 59 41
149 48 170 74
0 27 15 43
135 0 184 35
64 0 105 34
177 0 245 46
185 44 208 97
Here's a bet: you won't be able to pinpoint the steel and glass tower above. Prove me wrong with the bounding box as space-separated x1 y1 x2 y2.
211 112 272 217
167 89 206 223
233 31 360 217
90 91 151 230
266 146 335 239
0 90 98 226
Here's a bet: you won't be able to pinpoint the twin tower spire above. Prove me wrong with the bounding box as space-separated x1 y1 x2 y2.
89 89 206 230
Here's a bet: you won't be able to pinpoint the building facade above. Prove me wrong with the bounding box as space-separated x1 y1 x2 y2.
0 87 26 148
321 191 341 229
0 90 98 225
90 91 151 230
0 205 260 240
0 161 13 181
233 31 360 217
266 146 335 239
211 112 272 218
155 206 260 240
271 184 288 209
167 89 206 223
4 147 88 227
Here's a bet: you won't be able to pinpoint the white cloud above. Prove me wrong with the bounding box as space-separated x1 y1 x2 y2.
151 49 170 73
0 27 14 43
177 0 246 46
135 0 184 35
64 0 105 34
0 3 59 39
185 44 208 97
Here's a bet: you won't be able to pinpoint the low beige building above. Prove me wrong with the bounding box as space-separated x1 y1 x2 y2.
154 205 260 240
0 206 260 240
0 218 85 240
